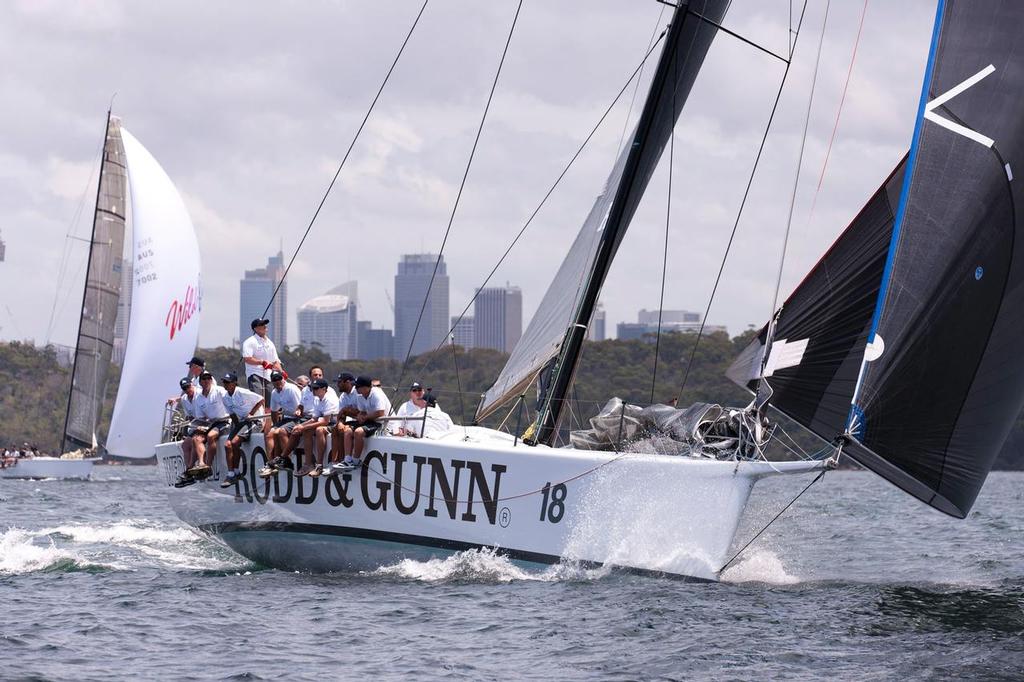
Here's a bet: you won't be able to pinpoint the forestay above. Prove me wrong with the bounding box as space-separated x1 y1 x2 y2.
62 116 127 453
106 128 202 458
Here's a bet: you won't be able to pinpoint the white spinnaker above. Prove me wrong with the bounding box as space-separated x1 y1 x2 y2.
106 128 201 458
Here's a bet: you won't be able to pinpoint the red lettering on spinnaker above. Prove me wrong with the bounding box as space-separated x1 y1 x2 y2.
165 285 198 340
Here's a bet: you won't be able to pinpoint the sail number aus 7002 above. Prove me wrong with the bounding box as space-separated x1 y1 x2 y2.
539 482 567 523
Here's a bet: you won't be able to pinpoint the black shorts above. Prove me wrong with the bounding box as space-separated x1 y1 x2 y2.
358 420 385 436
272 417 300 433
229 419 260 442
206 418 231 435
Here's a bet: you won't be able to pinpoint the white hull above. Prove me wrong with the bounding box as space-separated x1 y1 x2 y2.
155 428 823 581
0 457 98 480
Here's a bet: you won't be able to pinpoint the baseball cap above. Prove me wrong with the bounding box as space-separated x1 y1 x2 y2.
179 377 191 390
310 378 329 390
354 376 372 388
222 372 238 384
409 382 423 391
186 356 205 367
250 318 270 330
336 371 355 383
270 370 284 382
199 371 213 380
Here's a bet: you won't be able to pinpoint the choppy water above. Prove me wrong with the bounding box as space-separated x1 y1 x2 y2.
1 467 1022 680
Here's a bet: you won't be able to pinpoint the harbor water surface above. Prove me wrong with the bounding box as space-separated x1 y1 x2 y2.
2 467 1022 680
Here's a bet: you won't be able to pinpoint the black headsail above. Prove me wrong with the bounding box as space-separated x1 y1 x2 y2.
732 0 1024 518
476 0 730 443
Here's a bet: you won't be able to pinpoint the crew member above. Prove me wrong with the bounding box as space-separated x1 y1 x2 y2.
220 372 267 488
266 370 302 466
170 377 199 486
189 371 231 479
298 378 339 478
395 382 428 437
329 372 359 469
336 375 392 472
242 317 280 403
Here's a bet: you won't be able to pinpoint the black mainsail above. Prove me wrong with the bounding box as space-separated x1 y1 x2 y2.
476 0 730 444
61 114 127 454
732 0 1024 518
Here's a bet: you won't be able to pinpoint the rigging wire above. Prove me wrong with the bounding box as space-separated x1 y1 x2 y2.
674 0 811 403
393 0 523 398
408 29 670 387
766 0 831 332
804 0 870 228
617 4 667 155
650 44 677 405
259 0 429 320
718 467 827 574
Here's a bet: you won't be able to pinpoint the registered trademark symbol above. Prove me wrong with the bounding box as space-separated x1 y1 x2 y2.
499 507 511 528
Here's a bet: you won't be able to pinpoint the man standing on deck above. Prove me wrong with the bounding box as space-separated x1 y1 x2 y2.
242 318 280 403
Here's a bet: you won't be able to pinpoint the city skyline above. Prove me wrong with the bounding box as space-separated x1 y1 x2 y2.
238 251 287 350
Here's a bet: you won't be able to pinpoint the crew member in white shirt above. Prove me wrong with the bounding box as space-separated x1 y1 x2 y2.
264 370 303 466
277 365 323 470
335 375 392 472
395 382 428 437
329 372 360 469
297 378 339 478
188 371 231 479
169 377 199 486
241 317 281 404
219 372 267 488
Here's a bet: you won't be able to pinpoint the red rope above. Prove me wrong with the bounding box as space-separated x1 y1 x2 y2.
806 0 870 225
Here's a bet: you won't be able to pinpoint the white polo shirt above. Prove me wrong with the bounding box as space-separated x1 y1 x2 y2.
299 385 317 417
180 392 198 419
356 387 393 433
338 386 359 414
270 383 303 416
223 386 265 419
196 385 230 420
312 388 340 419
241 333 280 381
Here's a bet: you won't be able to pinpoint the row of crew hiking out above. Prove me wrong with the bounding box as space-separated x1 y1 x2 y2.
167 317 454 488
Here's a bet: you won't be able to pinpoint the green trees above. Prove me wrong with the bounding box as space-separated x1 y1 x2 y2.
2 335 1023 468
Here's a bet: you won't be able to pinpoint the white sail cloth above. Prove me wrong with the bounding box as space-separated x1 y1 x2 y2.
105 128 201 458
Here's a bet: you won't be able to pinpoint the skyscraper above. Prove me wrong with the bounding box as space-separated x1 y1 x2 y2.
357 321 394 361
394 254 449 359
451 315 474 349
588 302 606 342
297 281 359 360
474 285 522 352
239 251 287 349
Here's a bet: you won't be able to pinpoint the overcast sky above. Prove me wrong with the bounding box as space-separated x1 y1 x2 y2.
0 0 936 350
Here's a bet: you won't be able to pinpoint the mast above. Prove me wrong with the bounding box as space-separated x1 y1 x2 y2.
526 0 727 445
61 111 127 454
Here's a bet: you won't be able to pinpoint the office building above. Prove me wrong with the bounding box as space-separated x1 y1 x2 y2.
618 308 725 340
474 285 522 353
297 281 359 360
357 321 394 361
239 251 287 349
394 254 449 359
588 303 606 342
451 315 474 349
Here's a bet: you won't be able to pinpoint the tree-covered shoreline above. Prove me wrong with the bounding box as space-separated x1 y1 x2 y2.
3 334 1022 470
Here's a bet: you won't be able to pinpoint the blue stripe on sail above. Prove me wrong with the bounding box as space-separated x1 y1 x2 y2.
864 0 946 346
847 0 945 428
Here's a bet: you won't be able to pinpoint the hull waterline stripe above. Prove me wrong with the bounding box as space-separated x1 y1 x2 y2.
200 521 712 582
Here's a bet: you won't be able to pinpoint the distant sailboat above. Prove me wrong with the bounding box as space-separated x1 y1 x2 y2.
3 113 201 479
155 0 1023 579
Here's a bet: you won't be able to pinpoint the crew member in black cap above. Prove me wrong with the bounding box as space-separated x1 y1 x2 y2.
335 375 392 472
395 382 428 437
328 372 359 468
220 372 267 488
242 317 280 404
185 356 207 386
170 377 200 487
